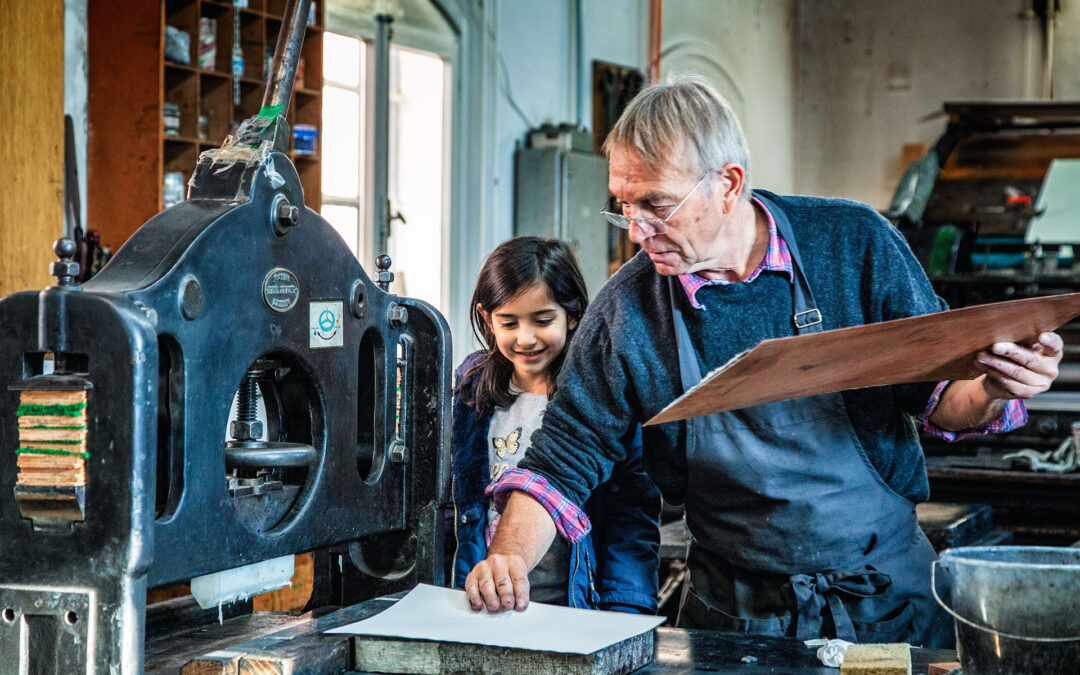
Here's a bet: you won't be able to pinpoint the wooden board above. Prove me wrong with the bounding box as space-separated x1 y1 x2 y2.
0 0 63 296
353 631 655 675
647 292 1080 425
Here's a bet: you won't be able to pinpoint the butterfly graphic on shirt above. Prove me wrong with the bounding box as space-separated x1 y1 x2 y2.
493 427 521 459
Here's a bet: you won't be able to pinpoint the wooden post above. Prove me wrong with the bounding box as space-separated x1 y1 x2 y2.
0 0 64 295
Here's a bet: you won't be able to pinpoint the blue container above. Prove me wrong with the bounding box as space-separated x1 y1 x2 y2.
293 124 318 156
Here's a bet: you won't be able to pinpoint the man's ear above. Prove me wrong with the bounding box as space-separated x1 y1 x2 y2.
718 164 746 213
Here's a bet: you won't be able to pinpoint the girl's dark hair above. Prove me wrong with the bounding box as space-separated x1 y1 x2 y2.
466 236 589 411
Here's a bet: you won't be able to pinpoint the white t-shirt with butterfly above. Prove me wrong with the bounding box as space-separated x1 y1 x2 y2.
486 389 548 539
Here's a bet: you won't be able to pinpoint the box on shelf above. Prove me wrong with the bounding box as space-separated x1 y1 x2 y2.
293 124 318 155
199 18 216 69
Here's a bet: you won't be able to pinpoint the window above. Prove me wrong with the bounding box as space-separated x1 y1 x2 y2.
320 4 454 316
321 31 365 259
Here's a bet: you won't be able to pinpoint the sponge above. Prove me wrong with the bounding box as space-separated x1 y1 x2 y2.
840 643 911 675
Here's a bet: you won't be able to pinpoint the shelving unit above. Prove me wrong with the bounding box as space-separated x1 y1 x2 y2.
89 0 323 248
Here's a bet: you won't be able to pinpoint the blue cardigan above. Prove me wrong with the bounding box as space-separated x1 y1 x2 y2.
447 352 662 613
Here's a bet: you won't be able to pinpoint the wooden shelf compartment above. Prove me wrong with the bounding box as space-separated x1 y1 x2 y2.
89 0 325 249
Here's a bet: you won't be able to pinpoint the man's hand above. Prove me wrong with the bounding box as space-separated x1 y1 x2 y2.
932 332 1064 432
974 332 1063 400
464 552 531 612
462 491 557 613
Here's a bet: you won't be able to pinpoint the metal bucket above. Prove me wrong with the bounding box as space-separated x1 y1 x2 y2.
933 546 1080 674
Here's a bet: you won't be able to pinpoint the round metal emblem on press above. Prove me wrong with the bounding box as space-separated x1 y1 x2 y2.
263 268 300 312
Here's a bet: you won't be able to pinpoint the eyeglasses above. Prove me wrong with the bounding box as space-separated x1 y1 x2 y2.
601 171 711 237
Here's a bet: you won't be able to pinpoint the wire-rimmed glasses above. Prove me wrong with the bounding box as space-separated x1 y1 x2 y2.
601 171 710 237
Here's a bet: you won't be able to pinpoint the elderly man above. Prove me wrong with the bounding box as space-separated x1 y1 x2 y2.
465 76 1062 647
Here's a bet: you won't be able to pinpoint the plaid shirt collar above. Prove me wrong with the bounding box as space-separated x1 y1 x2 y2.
677 196 794 310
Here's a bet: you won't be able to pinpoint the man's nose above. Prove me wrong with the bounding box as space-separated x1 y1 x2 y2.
627 219 653 244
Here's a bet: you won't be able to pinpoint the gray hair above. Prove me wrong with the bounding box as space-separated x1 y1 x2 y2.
603 74 752 198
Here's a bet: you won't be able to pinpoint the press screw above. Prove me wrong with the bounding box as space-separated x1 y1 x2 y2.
231 367 263 441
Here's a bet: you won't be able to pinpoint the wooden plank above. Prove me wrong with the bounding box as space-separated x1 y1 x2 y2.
0 0 63 296
647 292 1080 425
354 631 654 675
18 427 88 442
20 390 87 405
88 0 163 247
18 413 88 427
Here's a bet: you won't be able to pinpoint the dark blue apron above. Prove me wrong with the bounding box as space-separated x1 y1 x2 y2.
671 194 952 647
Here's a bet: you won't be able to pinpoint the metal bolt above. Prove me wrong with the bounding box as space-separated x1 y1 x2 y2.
388 303 408 327
277 202 299 227
231 419 263 441
272 195 300 235
375 254 394 292
50 238 81 287
389 440 408 465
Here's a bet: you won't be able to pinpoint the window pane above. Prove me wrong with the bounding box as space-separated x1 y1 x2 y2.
322 86 361 199
386 47 446 313
323 32 361 87
321 204 360 258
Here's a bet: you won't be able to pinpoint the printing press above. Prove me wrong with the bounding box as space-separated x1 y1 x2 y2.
0 2 452 671
891 101 1080 547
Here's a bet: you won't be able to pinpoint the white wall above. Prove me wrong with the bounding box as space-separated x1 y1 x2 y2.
795 0 1046 208
1053 2 1080 99
490 0 649 247
661 0 797 194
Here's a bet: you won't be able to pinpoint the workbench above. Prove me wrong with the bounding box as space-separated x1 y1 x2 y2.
146 593 957 674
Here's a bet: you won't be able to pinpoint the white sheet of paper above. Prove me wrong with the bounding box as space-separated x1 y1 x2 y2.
1027 158 1080 245
326 584 664 654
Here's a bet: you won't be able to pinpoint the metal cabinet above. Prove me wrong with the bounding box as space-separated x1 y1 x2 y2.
514 147 611 299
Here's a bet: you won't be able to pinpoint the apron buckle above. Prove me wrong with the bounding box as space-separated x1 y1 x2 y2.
794 308 822 329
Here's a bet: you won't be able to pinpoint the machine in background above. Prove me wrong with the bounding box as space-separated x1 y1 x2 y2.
889 101 1080 547
514 124 611 300
0 2 451 671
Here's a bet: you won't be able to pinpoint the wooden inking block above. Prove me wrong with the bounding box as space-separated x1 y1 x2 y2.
840 643 911 675
15 390 89 487
928 663 961 675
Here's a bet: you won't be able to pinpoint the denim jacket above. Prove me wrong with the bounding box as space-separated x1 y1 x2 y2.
446 352 661 613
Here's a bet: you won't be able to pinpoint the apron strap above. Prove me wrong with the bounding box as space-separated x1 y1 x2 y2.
752 190 824 336
789 568 892 641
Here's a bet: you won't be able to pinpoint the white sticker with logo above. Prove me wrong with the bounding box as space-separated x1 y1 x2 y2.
309 301 343 348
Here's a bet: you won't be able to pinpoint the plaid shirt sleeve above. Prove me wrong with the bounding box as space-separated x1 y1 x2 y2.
920 380 1028 441
485 467 592 543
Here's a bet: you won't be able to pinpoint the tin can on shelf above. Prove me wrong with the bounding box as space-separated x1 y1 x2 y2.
163 172 185 209
163 102 181 136
199 18 216 69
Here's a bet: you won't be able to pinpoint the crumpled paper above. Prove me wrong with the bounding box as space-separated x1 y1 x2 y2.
815 638 854 667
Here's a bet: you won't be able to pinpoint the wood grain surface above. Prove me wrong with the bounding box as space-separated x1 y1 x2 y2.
0 0 63 295
647 292 1080 425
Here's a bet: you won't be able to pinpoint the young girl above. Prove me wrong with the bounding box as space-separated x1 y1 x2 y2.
448 236 661 613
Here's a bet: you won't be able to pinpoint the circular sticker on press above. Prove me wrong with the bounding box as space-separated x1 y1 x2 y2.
263 268 300 312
